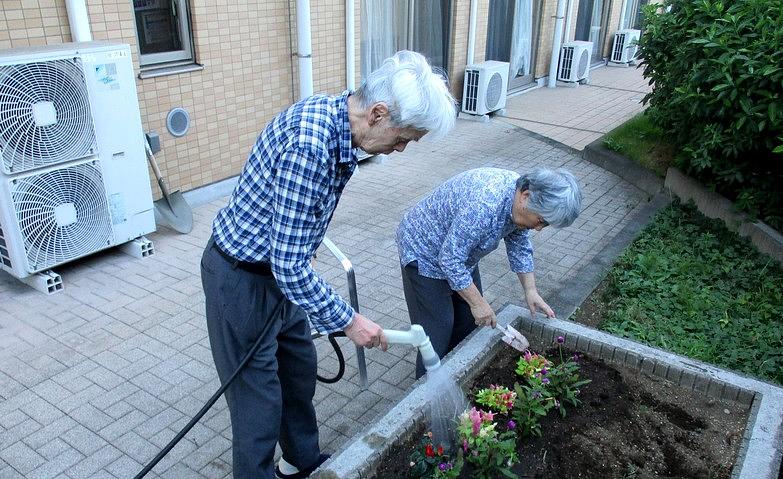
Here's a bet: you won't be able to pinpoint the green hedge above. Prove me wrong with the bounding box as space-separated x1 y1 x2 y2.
638 0 783 230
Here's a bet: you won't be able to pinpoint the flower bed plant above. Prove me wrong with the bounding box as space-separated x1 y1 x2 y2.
373 336 747 478
573 201 783 385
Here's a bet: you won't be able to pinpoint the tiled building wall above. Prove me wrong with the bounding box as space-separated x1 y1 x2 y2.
0 0 350 194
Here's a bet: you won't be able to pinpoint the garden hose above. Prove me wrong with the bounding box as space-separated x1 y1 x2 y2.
134 311 348 478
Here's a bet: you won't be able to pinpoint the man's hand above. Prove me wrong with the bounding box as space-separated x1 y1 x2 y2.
470 299 497 328
525 288 555 319
344 313 388 351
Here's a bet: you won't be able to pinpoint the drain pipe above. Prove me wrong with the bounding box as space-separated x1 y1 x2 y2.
65 0 92 42
296 0 314 98
466 0 478 65
547 0 568 88
346 0 355 90
384 325 442 372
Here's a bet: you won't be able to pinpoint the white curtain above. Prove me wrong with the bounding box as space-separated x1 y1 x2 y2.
509 0 532 77
361 0 409 78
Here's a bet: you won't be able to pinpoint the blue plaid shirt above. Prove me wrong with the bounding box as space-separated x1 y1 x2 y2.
396 168 534 290
213 91 357 333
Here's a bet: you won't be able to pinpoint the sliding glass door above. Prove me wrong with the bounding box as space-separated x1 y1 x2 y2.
485 0 541 91
361 0 452 78
575 0 607 60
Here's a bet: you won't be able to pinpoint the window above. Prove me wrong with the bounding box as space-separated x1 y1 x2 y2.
132 0 194 68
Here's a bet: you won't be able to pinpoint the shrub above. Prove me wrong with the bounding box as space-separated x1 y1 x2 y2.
638 0 783 229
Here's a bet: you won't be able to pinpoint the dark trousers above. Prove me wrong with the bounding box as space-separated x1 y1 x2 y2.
401 262 483 378
201 238 320 479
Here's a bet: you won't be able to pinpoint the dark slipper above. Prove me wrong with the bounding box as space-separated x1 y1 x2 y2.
275 454 331 479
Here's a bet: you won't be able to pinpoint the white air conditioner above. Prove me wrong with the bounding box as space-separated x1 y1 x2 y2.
462 61 509 115
0 42 155 291
558 41 593 83
611 29 641 63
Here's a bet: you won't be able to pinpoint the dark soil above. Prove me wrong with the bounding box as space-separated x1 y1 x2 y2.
372 345 749 479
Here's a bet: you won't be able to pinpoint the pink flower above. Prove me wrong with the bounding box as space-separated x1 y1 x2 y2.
463 440 468 452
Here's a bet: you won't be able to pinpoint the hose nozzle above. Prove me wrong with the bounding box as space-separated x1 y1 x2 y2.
383 325 441 372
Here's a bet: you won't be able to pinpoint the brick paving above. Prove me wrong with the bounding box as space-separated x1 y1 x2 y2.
500 64 651 150
1 81 649 478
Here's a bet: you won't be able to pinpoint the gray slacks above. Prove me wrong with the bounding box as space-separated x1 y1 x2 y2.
201 238 320 479
401 262 483 378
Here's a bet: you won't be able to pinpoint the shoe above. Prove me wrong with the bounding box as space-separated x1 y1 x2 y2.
275 454 331 479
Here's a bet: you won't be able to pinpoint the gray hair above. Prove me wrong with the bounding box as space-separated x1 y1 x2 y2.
516 168 582 228
354 50 457 139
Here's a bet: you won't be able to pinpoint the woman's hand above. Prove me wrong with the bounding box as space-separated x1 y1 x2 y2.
525 289 555 319
470 299 497 328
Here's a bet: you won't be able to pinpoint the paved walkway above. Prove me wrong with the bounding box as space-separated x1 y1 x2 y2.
1 84 649 478
500 64 651 150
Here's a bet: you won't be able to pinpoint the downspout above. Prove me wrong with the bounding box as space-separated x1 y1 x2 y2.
466 0 478 65
618 0 629 30
547 0 568 88
296 0 314 98
65 0 92 42
346 0 355 90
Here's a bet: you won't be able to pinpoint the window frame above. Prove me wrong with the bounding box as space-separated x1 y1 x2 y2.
132 0 196 69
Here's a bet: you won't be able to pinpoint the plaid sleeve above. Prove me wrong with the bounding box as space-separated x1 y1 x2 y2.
269 147 354 333
505 229 534 273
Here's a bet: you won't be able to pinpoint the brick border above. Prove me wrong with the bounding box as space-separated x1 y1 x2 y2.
315 306 783 479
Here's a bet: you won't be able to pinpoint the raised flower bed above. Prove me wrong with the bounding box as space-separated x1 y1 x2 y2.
313 305 783 479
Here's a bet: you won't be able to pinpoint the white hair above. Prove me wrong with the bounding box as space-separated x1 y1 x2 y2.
354 50 457 139
516 168 583 228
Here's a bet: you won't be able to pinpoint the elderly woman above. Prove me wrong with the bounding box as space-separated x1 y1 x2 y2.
396 167 582 377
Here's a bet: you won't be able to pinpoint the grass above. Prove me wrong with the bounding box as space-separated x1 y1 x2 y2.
597 201 783 385
602 113 674 177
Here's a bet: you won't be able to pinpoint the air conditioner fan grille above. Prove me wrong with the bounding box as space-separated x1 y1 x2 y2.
0 59 96 174
11 161 112 272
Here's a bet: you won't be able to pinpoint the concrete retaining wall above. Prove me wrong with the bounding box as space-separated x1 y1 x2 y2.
664 167 783 265
315 306 783 479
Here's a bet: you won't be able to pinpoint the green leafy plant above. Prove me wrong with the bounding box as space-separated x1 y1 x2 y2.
409 431 463 478
545 338 592 417
600 201 783 384
456 407 518 479
474 385 516 415
510 383 553 438
638 0 783 230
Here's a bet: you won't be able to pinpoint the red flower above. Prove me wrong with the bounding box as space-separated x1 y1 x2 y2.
425 444 435 457
437 445 444 456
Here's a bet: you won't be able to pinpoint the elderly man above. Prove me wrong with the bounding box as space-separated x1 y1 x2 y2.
396 167 582 378
200 50 456 479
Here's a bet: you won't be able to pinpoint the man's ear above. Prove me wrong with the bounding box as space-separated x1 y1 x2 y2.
369 102 389 126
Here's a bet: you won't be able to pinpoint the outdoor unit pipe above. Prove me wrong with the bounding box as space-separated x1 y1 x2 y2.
384 325 442 372
466 0 478 65
548 0 568 88
296 0 314 99
65 0 92 42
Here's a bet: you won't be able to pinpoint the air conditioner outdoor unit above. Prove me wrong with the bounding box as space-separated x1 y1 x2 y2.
0 42 155 293
611 29 641 63
558 41 593 83
462 61 509 115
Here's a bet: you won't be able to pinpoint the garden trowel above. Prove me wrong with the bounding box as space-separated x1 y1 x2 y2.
499 324 529 352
